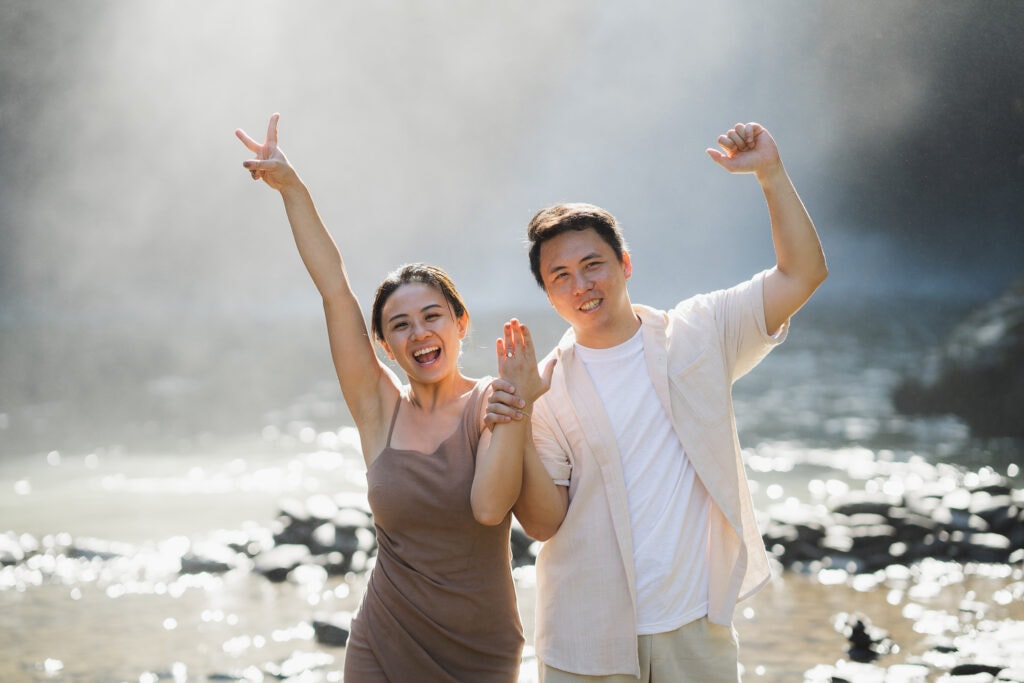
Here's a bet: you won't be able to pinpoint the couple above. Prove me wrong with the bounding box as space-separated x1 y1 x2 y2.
236 113 827 683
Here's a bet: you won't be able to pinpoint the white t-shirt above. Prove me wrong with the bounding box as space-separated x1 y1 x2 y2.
576 328 711 634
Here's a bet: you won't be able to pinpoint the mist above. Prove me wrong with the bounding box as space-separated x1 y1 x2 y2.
1 1 1022 443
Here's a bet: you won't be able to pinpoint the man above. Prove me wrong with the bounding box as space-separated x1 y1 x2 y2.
489 122 828 682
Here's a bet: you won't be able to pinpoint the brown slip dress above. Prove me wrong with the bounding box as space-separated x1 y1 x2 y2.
343 378 525 682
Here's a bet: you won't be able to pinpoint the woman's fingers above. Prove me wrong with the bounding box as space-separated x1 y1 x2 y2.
266 113 280 146
235 128 261 152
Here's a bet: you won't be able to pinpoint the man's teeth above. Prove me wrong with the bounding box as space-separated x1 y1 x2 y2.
580 299 601 312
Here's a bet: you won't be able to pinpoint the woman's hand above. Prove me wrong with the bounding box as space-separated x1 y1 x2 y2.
498 319 551 401
484 319 555 429
235 113 299 191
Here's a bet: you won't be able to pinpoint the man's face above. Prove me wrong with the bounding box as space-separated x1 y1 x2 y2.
538 228 636 348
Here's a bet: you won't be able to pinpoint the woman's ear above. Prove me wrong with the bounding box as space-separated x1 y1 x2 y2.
457 312 470 339
379 340 395 360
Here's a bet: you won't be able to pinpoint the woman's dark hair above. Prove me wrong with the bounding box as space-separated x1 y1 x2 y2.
526 203 627 288
370 263 468 342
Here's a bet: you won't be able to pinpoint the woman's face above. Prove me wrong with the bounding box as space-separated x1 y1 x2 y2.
378 282 467 381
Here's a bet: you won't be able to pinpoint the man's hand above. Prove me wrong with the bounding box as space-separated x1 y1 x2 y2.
484 378 525 429
705 122 782 178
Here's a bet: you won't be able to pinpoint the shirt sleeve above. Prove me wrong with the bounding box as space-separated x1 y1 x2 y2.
700 269 789 381
531 396 572 487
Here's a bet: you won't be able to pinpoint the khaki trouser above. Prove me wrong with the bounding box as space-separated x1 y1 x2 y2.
540 617 741 683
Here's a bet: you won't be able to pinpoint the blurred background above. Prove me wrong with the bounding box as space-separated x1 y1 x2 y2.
1 0 1023 463
3 2 1023 434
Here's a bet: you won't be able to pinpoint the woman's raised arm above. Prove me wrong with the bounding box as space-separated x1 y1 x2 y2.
236 114 397 459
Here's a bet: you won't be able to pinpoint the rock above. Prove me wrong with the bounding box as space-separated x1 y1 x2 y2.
951 664 1005 677
833 612 897 663
252 543 312 582
179 542 238 574
763 465 1024 572
829 490 902 517
67 537 135 561
0 532 26 565
892 280 1024 437
511 522 539 567
312 612 352 647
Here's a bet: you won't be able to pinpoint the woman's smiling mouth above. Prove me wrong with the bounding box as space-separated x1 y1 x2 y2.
413 346 441 364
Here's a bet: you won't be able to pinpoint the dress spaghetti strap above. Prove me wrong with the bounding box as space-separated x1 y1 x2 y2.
384 395 402 450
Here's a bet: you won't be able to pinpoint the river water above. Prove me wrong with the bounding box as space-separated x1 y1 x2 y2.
1 296 1021 682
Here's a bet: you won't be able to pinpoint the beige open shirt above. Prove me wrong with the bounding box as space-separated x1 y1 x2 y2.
531 271 787 677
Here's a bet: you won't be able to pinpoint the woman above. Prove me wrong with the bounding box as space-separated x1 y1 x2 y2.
235 114 548 682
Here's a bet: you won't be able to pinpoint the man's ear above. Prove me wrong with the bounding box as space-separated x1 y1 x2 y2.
622 250 633 279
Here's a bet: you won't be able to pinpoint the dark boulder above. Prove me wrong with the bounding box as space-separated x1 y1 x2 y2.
833 612 896 663
253 543 312 582
312 613 352 647
893 280 1024 437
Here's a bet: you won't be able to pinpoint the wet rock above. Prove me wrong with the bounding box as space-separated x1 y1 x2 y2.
951 664 1006 677
272 497 325 547
829 490 902 517
252 543 312 582
312 612 352 647
763 466 1024 573
67 537 136 561
511 522 539 567
833 612 897 663
951 531 1012 563
0 532 27 565
257 497 380 578
179 543 237 574
887 507 939 543
892 280 1024 437
215 526 275 558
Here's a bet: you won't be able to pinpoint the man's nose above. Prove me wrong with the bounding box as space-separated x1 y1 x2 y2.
572 272 593 295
